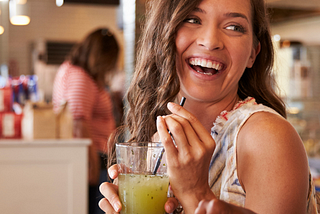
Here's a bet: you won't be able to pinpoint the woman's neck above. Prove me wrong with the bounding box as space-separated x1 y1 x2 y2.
182 95 241 133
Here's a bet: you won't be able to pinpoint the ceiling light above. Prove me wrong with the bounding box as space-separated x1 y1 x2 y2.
0 26 4 35
9 0 30 26
10 15 29 25
273 34 281 42
56 0 64 7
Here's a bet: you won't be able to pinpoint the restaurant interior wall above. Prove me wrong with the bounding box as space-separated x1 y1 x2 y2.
270 16 320 159
3 0 124 77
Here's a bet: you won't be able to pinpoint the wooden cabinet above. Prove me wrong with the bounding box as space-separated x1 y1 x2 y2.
0 139 90 214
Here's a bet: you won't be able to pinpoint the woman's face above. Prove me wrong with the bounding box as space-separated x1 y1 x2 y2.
175 0 260 103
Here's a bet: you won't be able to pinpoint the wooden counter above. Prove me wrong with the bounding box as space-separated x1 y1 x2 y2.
0 139 91 214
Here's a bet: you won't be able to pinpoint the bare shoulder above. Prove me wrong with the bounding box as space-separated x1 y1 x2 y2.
238 111 305 156
237 111 309 213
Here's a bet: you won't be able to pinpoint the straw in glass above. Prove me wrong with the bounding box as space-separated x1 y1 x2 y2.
153 97 186 175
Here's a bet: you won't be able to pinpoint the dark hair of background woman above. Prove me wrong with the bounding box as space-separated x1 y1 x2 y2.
68 28 120 88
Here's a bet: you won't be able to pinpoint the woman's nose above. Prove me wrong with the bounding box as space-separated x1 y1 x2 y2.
196 27 224 51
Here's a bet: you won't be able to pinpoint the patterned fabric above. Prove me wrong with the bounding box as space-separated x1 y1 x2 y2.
52 61 116 153
209 97 318 213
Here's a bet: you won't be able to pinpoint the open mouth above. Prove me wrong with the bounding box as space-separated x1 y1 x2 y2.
189 58 224 76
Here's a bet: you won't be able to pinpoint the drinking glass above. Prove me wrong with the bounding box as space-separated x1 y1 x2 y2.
116 142 169 214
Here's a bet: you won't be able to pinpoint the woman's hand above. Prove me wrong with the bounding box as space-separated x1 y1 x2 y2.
98 165 121 213
156 102 216 213
195 199 257 214
98 164 180 213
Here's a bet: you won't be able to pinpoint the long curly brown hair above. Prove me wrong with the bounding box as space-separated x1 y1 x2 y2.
123 0 286 143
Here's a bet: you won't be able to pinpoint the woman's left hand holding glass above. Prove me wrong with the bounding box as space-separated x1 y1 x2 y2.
156 102 216 214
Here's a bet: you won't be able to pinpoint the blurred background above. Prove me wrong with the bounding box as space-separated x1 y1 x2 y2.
1 0 320 213
267 0 320 158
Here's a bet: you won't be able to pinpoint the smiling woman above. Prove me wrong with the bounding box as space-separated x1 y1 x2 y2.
98 0 318 213
175 0 258 106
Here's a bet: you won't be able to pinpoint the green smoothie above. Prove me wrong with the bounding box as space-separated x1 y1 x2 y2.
118 173 169 214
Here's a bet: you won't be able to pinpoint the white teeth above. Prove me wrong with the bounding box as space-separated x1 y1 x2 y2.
201 60 206 67
189 58 222 71
196 58 201 65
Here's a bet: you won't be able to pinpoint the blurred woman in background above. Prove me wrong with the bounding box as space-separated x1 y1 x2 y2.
52 27 119 214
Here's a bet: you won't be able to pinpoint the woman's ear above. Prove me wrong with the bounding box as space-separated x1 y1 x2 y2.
246 42 261 68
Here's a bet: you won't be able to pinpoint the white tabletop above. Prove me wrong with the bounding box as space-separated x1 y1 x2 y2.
0 138 91 147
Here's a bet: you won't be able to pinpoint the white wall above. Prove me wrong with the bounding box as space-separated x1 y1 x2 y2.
4 0 124 75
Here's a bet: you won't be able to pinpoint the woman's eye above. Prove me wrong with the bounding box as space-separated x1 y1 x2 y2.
226 25 246 33
183 18 201 24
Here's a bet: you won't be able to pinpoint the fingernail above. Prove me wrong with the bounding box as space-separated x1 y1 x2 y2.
109 170 115 179
195 207 200 214
167 102 174 110
114 201 121 212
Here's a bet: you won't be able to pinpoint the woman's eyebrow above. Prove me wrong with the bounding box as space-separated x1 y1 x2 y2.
192 8 249 23
225 12 249 22
193 7 206 14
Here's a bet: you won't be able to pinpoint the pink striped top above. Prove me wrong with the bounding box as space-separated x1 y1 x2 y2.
52 61 116 153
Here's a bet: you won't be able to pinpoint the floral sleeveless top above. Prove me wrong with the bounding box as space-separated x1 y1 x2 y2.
209 97 318 213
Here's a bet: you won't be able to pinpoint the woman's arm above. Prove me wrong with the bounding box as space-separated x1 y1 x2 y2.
237 112 309 214
157 103 309 214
